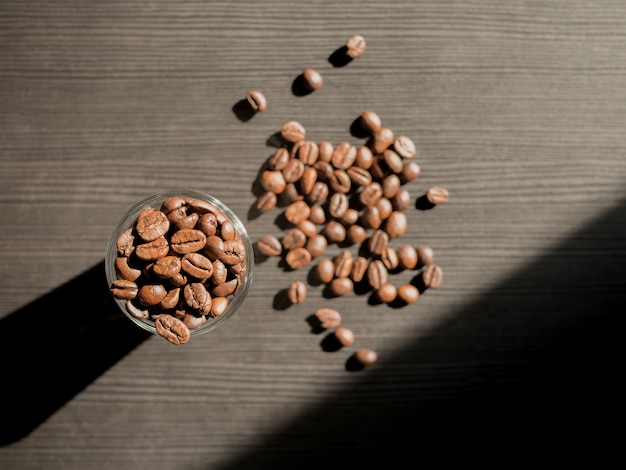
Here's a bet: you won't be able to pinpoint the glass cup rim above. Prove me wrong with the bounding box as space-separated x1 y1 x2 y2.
105 189 254 338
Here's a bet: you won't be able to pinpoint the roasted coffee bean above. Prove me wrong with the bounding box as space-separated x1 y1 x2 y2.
333 250 354 279
211 259 228 285
382 149 404 174
135 236 169 262
376 283 397 303
347 165 372 188
370 127 394 154
358 110 381 134
285 247 312 269
160 287 181 310
361 205 382 230
170 271 188 288
135 208 170 242
376 197 393 220
383 211 407 239
380 246 399 271
314 258 335 284
331 142 357 169
184 282 211 311
116 228 135 257
175 212 200 231
282 157 305 183
417 245 434 266
299 167 318 195
219 220 236 241
152 255 182 279
285 200 311 225
166 206 188 226
297 219 318 238
170 229 207 255
111 279 138 300
426 186 449 205
355 145 374 170
246 90 267 112
322 220 346 244
282 227 307 250
309 204 326 225
181 252 213 279
354 348 377 366
397 284 419 304
281 120 306 143
211 296 229 317
334 326 355 346
186 198 219 215
260 170 287 194
288 280 307 304
346 35 366 59
346 224 367 245
125 299 149 320
212 278 239 297
221 239 247 265
314 308 342 329
183 313 208 330
329 277 353 296
318 140 334 163
368 230 388 257
302 67 323 91
350 256 369 283
292 140 318 165
257 234 283 257
422 263 443 288
366 259 388 289
359 182 383 207
393 135 416 159
280 182 303 205
306 234 328 258
339 208 359 227
400 160 421 183
155 314 190 345
397 245 418 270
197 212 218 237
161 196 186 214
369 155 388 181
137 284 167 306
115 256 142 281
329 169 352 194
203 235 225 260
391 188 411 211
307 181 329 205
312 160 333 181
328 192 349 219
268 147 290 171
256 191 278 212
382 174 401 199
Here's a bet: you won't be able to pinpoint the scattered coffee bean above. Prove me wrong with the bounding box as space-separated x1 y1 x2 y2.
345 35 366 59
358 110 382 134
393 135 417 159
246 90 267 112
288 280 307 304
426 186 449 205
281 120 306 143
376 283 397 303
155 314 191 345
397 245 418 270
417 245 434 266
397 284 419 304
422 263 443 289
285 247 312 269
314 258 335 284
314 308 342 329
328 277 353 296
302 68 323 91
354 348 377 366
334 326 355 346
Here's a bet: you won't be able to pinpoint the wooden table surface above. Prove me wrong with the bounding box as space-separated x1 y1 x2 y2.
1 1 625 468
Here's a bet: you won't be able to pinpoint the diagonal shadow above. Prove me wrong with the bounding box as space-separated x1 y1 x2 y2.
213 199 626 468
0 260 150 446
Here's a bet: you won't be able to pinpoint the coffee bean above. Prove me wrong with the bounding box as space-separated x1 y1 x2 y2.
334 326 355 346
302 68 323 91
338 208 359 227
383 211 407 239
314 308 342 329
125 299 149 320
393 135 417 159
280 182 303 204
355 145 374 169
312 160 333 181
212 278 239 297
175 212 200 231
328 192 349 219
115 256 142 281
368 155 388 181
183 313 208 330
282 227 307 250
282 157 305 183
391 188 411 211
376 197 393 220
285 200 311 225
135 236 169 262
288 280 307 304
281 120 306 143
397 284 419 304
221 239 247 265
246 90 267 112
211 296 229 317
309 204 326 225
307 181 329 205
155 314 190 345
347 165 372 188
259 170 287 194
306 234 328 258
197 212 218 237
345 35 366 59
368 229 389 256
354 348 377 366
135 208 170 242
181 252 213 279
314 258 335 284
417 245 434 266
203 235 225 260
297 219 318 238
382 149 404 174
400 160 421 183
346 224 367 245
138 284 167 306
152 255 182 279
369 127 394 154
382 174 401 199
116 228 135 257
397 245 418 270
170 229 206 255
111 279 138 300
331 142 357 169
257 234 282 257
299 167 318 195
318 140 334 162
268 147 290 171
329 277 353 296
366 259 388 289
359 182 383 207
358 110 381 134
376 283 397 303
329 169 352 194
256 191 278 212
350 256 369 283
211 259 227 285
292 140 319 165
160 287 181 310
333 250 354 279
183 282 211 312
422 263 443 289
360 205 382 230
322 220 346 244
380 246 399 271
285 247 312 269
161 196 186 214
426 186 449 205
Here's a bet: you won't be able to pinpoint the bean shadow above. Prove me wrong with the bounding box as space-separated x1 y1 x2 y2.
328 46 353 67
0 260 150 446
232 99 257 122
214 199 626 468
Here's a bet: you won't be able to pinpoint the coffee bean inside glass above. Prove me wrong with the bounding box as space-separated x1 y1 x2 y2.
105 190 254 345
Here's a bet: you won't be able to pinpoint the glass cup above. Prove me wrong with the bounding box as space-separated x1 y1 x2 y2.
105 189 254 343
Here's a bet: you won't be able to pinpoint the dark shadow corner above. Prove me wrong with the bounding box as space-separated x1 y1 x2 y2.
328 46 353 67
232 99 256 122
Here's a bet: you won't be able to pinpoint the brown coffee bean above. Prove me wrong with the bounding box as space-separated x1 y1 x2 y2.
369 155 388 181
267 148 290 171
370 127 394 154
212 278 239 297
135 236 169 262
393 135 417 159
115 256 142 281
135 208 170 242
259 170 287 194
285 247 312 269
383 149 404 174
116 228 135 257
219 220 236 241
346 34 366 59
246 90 267 112
312 160 333 181
329 277 353 296
159 287 181 310
376 197 393 220
355 145 374 169
285 200 311 225
211 259 227 285
297 219 318 238
322 220 346 244
256 191 278 212
170 229 207 255
221 239 247 265
400 160 421 183
361 205 382 230
314 308 342 329
282 157 305 183
203 235 225 260
280 182 303 204
329 169 352 194
380 246 399 271
367 259 388 289
397 245 418 270
383 211 407 239
291 140 319 165
288 280 307 304
417 245 434 266
299 167 318 195
426 186 449 205
170 272 188 288
334 326 355 346
111 279 138 300
328 192 349 219
333 250 354 279
155 314 190 345
376 283 397 303
281 120 306 143
307 181 329 205
331 142 357 169
358 110 381 134
309 204 326 225
346 224 367 245
181 252 213 279
282 227 307 250
368 229 389 256
125 299 149 320
137 284 167 306
359 182 383 206
382 174 401 199
318 140 334 162
161 196 186 214
197 212 218 237
354 348 377 366
175 212 199 231
350 256 369 283
184 282 212 313
302 67 323 91
152 255 182 279
397 284 419 304
186 198 220 216
422 263 443 288
338 208 359 227
183 313 208 330
347 165 372 188
257 234 283 257
305 234 327 258
314 258 335 284
210 296 229 317
391 188 411 211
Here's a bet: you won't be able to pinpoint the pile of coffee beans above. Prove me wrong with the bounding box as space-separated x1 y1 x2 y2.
110 196 249 345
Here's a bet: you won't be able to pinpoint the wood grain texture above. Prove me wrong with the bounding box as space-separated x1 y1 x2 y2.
1 0 625 468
